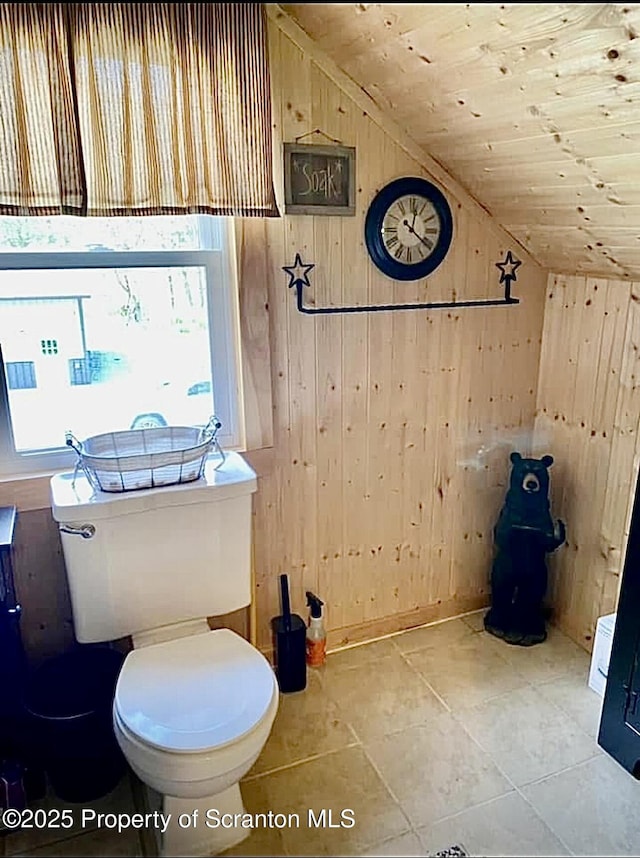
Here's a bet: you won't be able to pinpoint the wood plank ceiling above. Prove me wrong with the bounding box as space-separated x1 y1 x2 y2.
279 3 640 280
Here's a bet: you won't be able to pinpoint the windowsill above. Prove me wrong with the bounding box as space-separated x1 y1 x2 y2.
0 466 66 483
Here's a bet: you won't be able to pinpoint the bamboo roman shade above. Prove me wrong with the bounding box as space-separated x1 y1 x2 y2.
0 3 279 217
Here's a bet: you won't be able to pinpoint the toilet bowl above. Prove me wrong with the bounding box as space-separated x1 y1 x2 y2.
112 629 278 799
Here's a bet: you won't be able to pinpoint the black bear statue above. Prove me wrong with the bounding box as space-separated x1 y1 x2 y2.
484 451 566 647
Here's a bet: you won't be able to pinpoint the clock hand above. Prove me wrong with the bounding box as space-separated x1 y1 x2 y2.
403 219 433 251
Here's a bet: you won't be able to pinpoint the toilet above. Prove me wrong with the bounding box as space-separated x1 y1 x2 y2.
50 452 278 857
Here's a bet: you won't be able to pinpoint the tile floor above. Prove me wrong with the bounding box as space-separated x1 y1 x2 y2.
3 610 640 857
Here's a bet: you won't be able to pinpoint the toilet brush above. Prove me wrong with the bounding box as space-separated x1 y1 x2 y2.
271 574 306 693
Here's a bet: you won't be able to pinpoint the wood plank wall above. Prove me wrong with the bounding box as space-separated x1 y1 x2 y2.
250 14 548 653
535 272 640 650
4 10 550 664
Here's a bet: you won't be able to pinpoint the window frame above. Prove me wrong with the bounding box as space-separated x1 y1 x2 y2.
0 227 243 479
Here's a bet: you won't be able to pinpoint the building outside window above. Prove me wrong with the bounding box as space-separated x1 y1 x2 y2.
0 215 242 477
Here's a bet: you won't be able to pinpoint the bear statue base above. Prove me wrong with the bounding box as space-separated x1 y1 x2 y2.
484 453 566 648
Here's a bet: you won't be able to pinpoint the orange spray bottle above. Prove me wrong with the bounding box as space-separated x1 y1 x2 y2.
305 591 326 667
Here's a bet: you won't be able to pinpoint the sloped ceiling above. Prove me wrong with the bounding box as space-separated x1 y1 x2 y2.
279 3 640 280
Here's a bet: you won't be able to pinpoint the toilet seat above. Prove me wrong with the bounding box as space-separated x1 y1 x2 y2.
114 629 277 753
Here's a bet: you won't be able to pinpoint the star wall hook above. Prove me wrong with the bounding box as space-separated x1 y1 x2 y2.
495 251 522 302
283 253 315 290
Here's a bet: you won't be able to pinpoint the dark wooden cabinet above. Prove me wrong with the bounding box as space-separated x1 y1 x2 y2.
598 473 640 778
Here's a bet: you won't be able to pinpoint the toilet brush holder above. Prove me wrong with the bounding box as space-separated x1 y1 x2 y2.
271 574 306 693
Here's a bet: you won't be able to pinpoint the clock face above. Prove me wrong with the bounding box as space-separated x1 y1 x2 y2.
381 194 442 267
364 177 453 281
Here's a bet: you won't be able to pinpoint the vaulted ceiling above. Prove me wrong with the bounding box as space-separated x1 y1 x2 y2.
279 3 640 280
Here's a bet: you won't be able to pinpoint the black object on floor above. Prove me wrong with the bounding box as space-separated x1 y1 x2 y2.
599 467 640 777
429 846 470 858
24 646 127 802
484 452 565 646
0 505 23 711
0 505 47 805
271 574 306 693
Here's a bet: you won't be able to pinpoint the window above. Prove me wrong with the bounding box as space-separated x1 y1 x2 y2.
6 361 36 391
0 215 242 477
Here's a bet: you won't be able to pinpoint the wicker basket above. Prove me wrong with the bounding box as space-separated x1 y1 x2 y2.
65 417 224 493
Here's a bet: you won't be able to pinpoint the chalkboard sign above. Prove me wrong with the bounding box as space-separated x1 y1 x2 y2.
284 143 356 216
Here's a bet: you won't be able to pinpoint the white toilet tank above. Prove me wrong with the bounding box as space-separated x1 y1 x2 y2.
50 452 257 643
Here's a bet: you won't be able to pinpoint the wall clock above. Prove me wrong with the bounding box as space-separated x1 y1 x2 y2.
364 176 454 281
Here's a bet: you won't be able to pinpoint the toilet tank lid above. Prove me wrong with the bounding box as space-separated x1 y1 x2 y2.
50 451 257 522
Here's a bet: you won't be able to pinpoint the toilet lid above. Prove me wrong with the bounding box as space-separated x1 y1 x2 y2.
114 629 277 753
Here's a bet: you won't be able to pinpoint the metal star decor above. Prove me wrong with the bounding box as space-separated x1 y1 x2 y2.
282 252 315 290
495 250 522 300
284 250 520 316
